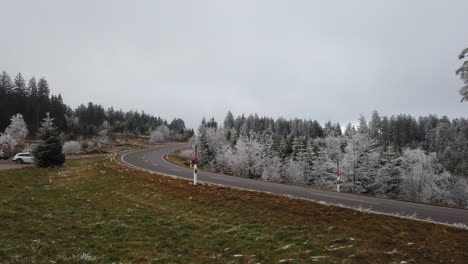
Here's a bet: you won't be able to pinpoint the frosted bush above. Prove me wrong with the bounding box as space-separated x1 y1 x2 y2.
149 125 170 143
63 141 81 155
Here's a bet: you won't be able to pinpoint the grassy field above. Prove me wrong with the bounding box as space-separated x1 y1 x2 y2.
0 156 467 263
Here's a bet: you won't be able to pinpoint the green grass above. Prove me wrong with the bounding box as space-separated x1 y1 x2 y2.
0 157 467 263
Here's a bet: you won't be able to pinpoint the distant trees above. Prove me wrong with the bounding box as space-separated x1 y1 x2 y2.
0 70 193 140
456 47 468 102
194 111 468 207
33 113 65 167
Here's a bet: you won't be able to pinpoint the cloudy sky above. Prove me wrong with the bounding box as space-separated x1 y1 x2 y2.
1 0 467 128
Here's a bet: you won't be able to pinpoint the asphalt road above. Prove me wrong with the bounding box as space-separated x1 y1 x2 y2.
0 159 33 170
118 145 468 226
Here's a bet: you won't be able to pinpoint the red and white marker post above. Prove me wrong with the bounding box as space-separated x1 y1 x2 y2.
193 144 198 185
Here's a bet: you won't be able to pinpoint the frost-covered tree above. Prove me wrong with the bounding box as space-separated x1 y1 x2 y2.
3 114 28 149
149 125 171 143
224 111 235 129
283 158 306 184
0 71 13 95
63 141 81 155
399 149 447 204
357 114 368 134
227 135 264 178
0 134 17 150
369 110 381 139
33 113 65 167
341 131 380 193
261 155 282 182
456 47 468 102
97 129 111 148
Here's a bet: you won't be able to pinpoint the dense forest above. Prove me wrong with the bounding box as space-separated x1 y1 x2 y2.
196 111 468 207
0 71 194 138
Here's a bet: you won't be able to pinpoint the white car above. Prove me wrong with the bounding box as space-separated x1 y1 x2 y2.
12 152 35 164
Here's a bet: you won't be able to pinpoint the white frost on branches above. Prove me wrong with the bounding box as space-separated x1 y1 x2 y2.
456 48 468 102
149 125 171 143
194 114 468 207
0 113 28 150
63 141 81 155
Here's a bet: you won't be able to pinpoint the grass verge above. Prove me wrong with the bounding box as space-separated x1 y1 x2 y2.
0 157 467 263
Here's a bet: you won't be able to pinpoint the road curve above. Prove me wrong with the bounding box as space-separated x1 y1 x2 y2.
117 145 468 226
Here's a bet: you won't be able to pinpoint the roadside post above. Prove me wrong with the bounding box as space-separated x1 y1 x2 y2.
193 144 198 185
336 161 340 193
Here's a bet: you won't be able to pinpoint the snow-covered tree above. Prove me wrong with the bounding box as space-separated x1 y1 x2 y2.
0 134 17 150
399 148 443 203
33 113 65 167
97 129 111 148
341 131 380 193
63 141 81 155
149 125 171 143
261 155 282 182
283 158 306 184
5 114 28 144
0 71 14 95
1 114 29 150
357 114 368 134
227 135 264 179
374 149 402 198
369 110 381 139
456 47 468 102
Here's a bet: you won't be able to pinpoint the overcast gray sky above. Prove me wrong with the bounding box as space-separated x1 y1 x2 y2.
1 0 467 128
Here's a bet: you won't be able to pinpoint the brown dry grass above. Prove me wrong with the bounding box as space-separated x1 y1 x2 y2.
0 155 466 263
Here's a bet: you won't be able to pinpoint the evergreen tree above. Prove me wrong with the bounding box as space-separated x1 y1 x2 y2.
197 125 213 166
334 122 342 136
28 77 37 97
33 113 65 167
37 77 50 97
344 123 354 137
358 114 368 134
369 110 381 139
13 72 27 96
0 71 13 95
224 110 235 129
323 121 334 136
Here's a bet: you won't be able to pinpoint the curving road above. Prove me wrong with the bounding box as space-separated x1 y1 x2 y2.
117 145 468 226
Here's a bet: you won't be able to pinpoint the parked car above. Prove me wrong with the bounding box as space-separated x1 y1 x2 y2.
12 152 35 164
0 150 9 160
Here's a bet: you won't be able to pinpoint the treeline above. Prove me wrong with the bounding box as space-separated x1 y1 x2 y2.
214 111 468 177
195 111 468 207
0 71 194 138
